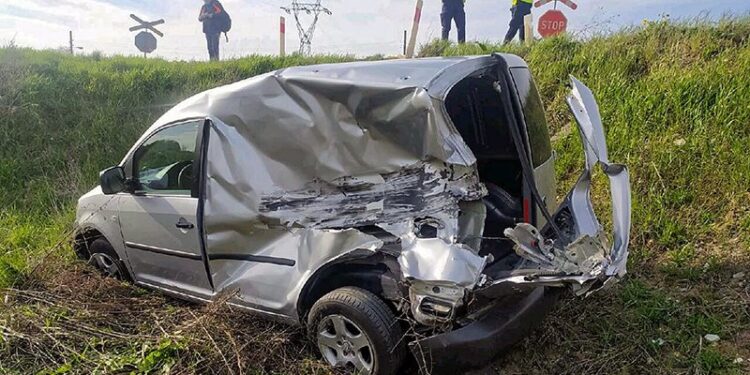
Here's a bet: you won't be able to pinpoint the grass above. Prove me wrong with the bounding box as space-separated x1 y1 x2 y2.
1 17 750 374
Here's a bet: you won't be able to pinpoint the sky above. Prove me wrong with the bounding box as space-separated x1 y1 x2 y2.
0 0 747 60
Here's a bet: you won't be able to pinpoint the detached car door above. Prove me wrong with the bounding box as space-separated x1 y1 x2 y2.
118 119 213 299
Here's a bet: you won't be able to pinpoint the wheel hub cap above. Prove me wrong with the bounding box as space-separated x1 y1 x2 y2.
88 253 121 278
317 314 374 374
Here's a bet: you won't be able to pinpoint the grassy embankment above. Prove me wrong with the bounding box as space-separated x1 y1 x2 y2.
1 18 749 374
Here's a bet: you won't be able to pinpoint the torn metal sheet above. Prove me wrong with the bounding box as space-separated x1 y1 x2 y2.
258 162 484 229
397 233 488 325
504 223 606 275
398 236 488 289
377 214 489 326
480 76 631 296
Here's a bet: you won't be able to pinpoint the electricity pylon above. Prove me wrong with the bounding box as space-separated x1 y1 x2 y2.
281 1 331 55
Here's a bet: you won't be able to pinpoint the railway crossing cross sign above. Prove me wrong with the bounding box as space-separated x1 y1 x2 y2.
534 0 577 38
129 14 164 55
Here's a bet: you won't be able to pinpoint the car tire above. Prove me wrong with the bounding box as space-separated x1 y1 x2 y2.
307 287 406 375
87 238 130 281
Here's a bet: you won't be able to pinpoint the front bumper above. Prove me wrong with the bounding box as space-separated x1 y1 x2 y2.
409 287 561 374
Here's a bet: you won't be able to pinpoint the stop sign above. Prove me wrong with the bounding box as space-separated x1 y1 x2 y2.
538 10 568 38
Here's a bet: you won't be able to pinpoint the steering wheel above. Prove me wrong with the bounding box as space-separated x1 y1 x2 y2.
177 162 194 190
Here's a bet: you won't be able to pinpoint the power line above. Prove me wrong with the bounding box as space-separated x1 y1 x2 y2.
281 0 331 55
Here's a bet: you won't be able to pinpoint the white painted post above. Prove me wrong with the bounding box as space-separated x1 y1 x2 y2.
406 0 423 58
524 13 534 45
280 16 286 57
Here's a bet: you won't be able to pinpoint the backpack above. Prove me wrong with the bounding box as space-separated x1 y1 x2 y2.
215 1 232 35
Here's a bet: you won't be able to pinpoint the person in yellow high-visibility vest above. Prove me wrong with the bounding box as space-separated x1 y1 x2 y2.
503 0 533 44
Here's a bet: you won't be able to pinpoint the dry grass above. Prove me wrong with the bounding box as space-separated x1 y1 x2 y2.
1 257 335 374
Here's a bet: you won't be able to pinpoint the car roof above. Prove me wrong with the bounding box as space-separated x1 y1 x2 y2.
126 54 529 165
275 54 527 97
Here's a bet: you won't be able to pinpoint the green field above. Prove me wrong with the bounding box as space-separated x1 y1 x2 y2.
1 18 749 374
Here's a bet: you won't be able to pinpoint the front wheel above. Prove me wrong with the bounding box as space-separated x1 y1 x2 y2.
87 238 129 281
307 287 406 375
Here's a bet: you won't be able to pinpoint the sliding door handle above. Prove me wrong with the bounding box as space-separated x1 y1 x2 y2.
175 218 195 230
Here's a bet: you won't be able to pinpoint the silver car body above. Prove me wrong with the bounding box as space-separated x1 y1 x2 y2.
76 55 630 327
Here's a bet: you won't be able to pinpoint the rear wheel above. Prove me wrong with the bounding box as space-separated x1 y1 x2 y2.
307 287 406 375
87 238 129 280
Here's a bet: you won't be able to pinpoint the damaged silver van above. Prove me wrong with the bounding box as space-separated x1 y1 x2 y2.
74 54 630 375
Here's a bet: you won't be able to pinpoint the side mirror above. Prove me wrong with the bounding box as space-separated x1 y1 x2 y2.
100 166 126 195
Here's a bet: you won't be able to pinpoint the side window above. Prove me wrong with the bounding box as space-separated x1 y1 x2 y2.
509 68 553 168
133 121 201 196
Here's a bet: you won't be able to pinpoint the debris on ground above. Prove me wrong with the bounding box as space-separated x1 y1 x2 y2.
704 334 721 343
651 338 666 346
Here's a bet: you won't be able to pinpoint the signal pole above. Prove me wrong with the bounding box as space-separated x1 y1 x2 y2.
281 0 332 55
69 31 74 54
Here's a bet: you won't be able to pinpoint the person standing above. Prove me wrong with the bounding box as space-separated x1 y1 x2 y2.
441 0 466 44
199 0 226 61
504 0 533 44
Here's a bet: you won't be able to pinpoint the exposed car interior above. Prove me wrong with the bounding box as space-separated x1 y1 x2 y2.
131 122 200 195
445 71 524 266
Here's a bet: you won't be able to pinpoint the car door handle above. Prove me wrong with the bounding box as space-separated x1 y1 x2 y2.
175 218 195 230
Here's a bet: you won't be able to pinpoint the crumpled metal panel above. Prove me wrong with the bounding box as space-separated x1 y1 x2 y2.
398 236 488 288
258 163 484 229
566 76 631 279
208 227 383 318
481 76 632 295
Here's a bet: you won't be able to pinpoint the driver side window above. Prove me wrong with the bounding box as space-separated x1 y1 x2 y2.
133 121 201 196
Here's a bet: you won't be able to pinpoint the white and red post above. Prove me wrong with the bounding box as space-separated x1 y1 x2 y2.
280 16 286 57
406 0 423 58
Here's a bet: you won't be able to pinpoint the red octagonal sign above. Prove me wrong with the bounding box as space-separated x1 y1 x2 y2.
538 10 568 38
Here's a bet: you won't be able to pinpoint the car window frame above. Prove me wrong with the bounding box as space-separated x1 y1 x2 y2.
123 118 207 199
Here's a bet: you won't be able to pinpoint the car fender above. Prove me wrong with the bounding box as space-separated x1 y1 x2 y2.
75 189 130 271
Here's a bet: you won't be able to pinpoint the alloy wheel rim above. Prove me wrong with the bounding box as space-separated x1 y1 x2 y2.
317 314 375 374
88 253 122 279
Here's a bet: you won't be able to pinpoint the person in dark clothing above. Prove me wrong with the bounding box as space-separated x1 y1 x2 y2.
441 0 466 44
199 0 224 61
503 0 533 44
